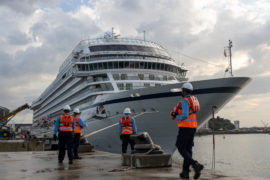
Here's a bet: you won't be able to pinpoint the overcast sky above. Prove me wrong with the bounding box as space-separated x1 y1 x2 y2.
0 0 270 127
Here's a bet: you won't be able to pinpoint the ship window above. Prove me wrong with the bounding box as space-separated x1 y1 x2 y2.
155 84 161 87
113 74 119 80
160 63 164 70
135 62 139 69
152 63 156 70
119 61 124 68
89 64 93 71
144 62 148 69
147 62 152 69
89 45 163 54
78 64 82 71
98 63 103 70
93 74 109 81
126 83 133 90
93 63 98 70
108 62 113 69
89 54 171 61
163 75 167 81
172 67 175 73
144 83 150 87
121 74 127 80
103 62 108 69
140 62 144 69
62 74 66 79
169 76 175 80
124 61 129 68
82 64 86 71
100 83 114 91
85 64 89 71
87 76 94 82
169 65 173 72
138 74 144 80
155 75 162 81
164 64 168 71
113 61 119 69
157 63 161 70
130 61 135 68
149 74 155 80
117 83 124 90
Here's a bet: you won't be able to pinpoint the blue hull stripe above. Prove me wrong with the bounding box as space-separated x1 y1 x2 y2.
81 87 240 111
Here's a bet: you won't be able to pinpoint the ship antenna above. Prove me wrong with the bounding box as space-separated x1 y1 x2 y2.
224 40 233 77
112 27 114 38
110 27 120 39
143 30 146 41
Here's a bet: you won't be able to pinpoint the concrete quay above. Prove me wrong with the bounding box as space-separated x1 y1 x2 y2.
0 151 267 180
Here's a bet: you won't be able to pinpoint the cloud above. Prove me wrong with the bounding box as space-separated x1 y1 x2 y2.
218 92 270 127
0 0 59 15
1 0 270 126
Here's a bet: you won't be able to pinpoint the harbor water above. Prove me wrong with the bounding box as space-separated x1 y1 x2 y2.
173 134 270 179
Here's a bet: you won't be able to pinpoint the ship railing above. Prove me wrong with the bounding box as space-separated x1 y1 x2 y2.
35 90 114 119
77 55 171 62
34 82 113 117
32 77 79 107
79 38 163 49
37 81 88 111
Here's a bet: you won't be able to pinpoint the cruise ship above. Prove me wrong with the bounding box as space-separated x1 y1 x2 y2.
31 31 251 153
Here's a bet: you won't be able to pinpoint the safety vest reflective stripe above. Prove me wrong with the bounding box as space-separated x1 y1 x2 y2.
122 128 133 134
183 119 197 122
59 127 73 130
59 115 74 132
74 117 82 133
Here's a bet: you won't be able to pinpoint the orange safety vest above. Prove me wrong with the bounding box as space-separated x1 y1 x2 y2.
176 96 200 128
120 116 133 135
74 117 83 134
59 114 74 132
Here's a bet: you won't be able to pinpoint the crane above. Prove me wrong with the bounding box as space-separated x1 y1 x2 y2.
0 104 31 139
261 120 269 132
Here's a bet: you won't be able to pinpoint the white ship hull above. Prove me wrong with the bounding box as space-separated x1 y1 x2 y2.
79 77 250 153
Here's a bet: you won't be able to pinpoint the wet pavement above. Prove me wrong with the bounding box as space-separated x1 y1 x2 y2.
0 151 267 180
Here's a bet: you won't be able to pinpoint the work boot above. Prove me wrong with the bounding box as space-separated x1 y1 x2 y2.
192 161 204 179
74 156 82 159
179 171 189 179
69 160 73 164
58 160 63 164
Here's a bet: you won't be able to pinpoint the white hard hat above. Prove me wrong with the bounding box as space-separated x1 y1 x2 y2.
74 108 81 114
63 105 71 111
182 82 193 91
123 107 131 114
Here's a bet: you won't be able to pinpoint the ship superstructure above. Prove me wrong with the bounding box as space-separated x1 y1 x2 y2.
32 32 187 124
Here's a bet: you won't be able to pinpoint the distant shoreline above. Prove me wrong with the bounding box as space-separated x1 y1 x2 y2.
196 131 270 136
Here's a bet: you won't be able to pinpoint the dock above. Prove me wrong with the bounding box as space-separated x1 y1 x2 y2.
0 151 267 180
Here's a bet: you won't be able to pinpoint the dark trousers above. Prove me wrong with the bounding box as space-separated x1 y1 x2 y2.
73 133 81 157
58 131 73 161
120 134 135 153
176 127 196 172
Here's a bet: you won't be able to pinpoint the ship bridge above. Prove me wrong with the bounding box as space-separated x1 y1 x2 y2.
71 36 188 89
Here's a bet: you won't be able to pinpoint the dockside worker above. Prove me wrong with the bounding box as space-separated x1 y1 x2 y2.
170 82 204 179
53 105 75 164
73 108 87 159
119 107 137 154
